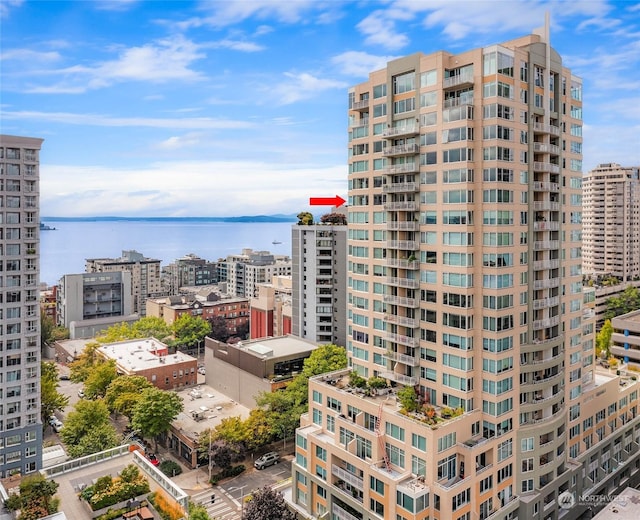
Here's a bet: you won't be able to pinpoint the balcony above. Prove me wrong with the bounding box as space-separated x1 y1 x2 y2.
384 350 420 366
332 465 364 490
384 201 418 211
332 504 361 520
533 259 560 270
384 163 419 174
533 221 559 231
443 96 474 109
386 240 419 250
533 163 561 175
533 315 561 330
533 278 560 290
534 240 560 251
386 258 419 270
384 314 418 328
386 332 419 348
349 117 369 128
352 99 369 111
383 124 419 138
383 294 418 307
379 371 418 386
533 142 561 154
383 144 420 157
385 276 420 289
533 122 560 136
532 296 559 310
533 201 560 211
533 180 560 191
443 72 474 89
383 183 419 194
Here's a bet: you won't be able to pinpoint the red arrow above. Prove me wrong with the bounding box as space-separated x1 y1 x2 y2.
309 195 346 207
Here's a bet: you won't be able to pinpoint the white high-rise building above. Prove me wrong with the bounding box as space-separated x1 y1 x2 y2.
0 134 44 477
292 222 347 346
583 163 640 281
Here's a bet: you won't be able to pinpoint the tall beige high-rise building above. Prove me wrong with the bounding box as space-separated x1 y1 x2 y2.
0 135 44 477
290 24 640 520
583 163 640 281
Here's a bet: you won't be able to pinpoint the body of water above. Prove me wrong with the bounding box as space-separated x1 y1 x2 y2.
39 220 295 286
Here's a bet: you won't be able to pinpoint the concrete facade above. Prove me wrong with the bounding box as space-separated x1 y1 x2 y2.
583 163 640 281
85 250 162 317
0 134 44 478
292 223 348 347
161 253 218 294
217 249 292 298
206 335 318 409
56 271 133 332
611 310 640 366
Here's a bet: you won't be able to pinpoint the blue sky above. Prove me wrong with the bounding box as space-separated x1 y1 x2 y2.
1 0 639 217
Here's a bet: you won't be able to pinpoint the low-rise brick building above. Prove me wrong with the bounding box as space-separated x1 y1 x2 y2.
96 338 198 390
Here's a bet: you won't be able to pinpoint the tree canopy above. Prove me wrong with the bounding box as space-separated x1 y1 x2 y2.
104 375 154 418
83 359 118 399
320 212 347 225
131 388 183 451
243 486 297 520
4 474 60 520
41 362 69 424
173 313 211 350
296 211 314 225
596 319 614 359
605 285 640 321
59 399 119 458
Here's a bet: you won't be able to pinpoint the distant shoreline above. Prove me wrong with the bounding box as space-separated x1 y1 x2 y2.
40 215 298 223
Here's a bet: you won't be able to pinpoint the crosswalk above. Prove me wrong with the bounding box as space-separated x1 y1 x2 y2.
192 488 240 520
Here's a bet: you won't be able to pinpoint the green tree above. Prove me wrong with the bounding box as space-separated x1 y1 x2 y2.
256 344 347 440
104 375 154 418
244 408 273 449
131 316 173 341
605 286 640 320
59 399 119 457
296 211 314 225
243 486 297 520
596 319 614 359
189 501 210 520
69 341 102 382
4 473 60 520
397 385 419 413
96 322 136 343
40 310 55 350
41 362 69 425
84 359 118 399
131 388 183 452
172 313 211 350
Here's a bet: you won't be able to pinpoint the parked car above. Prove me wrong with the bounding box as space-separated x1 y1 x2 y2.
197 367 206 375
77 389 85 398
50 417 64 433
254 452 279 470
146 453 159 466
59 374 70 381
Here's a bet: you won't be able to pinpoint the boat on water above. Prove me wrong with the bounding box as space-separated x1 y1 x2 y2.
40 223 56 230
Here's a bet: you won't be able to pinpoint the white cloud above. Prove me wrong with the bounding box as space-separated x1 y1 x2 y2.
269 72 348 105
0 49 61 62
13 35 206 94
178 0 319 29
93 0 138 11
0 110 254 130
331 51 400 78
356 9 410 50
40 160 347 217
0 0 22 19
155 133 206 150
205 39 265 52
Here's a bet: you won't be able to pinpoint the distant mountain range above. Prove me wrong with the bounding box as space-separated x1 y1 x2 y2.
40 214 298 223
